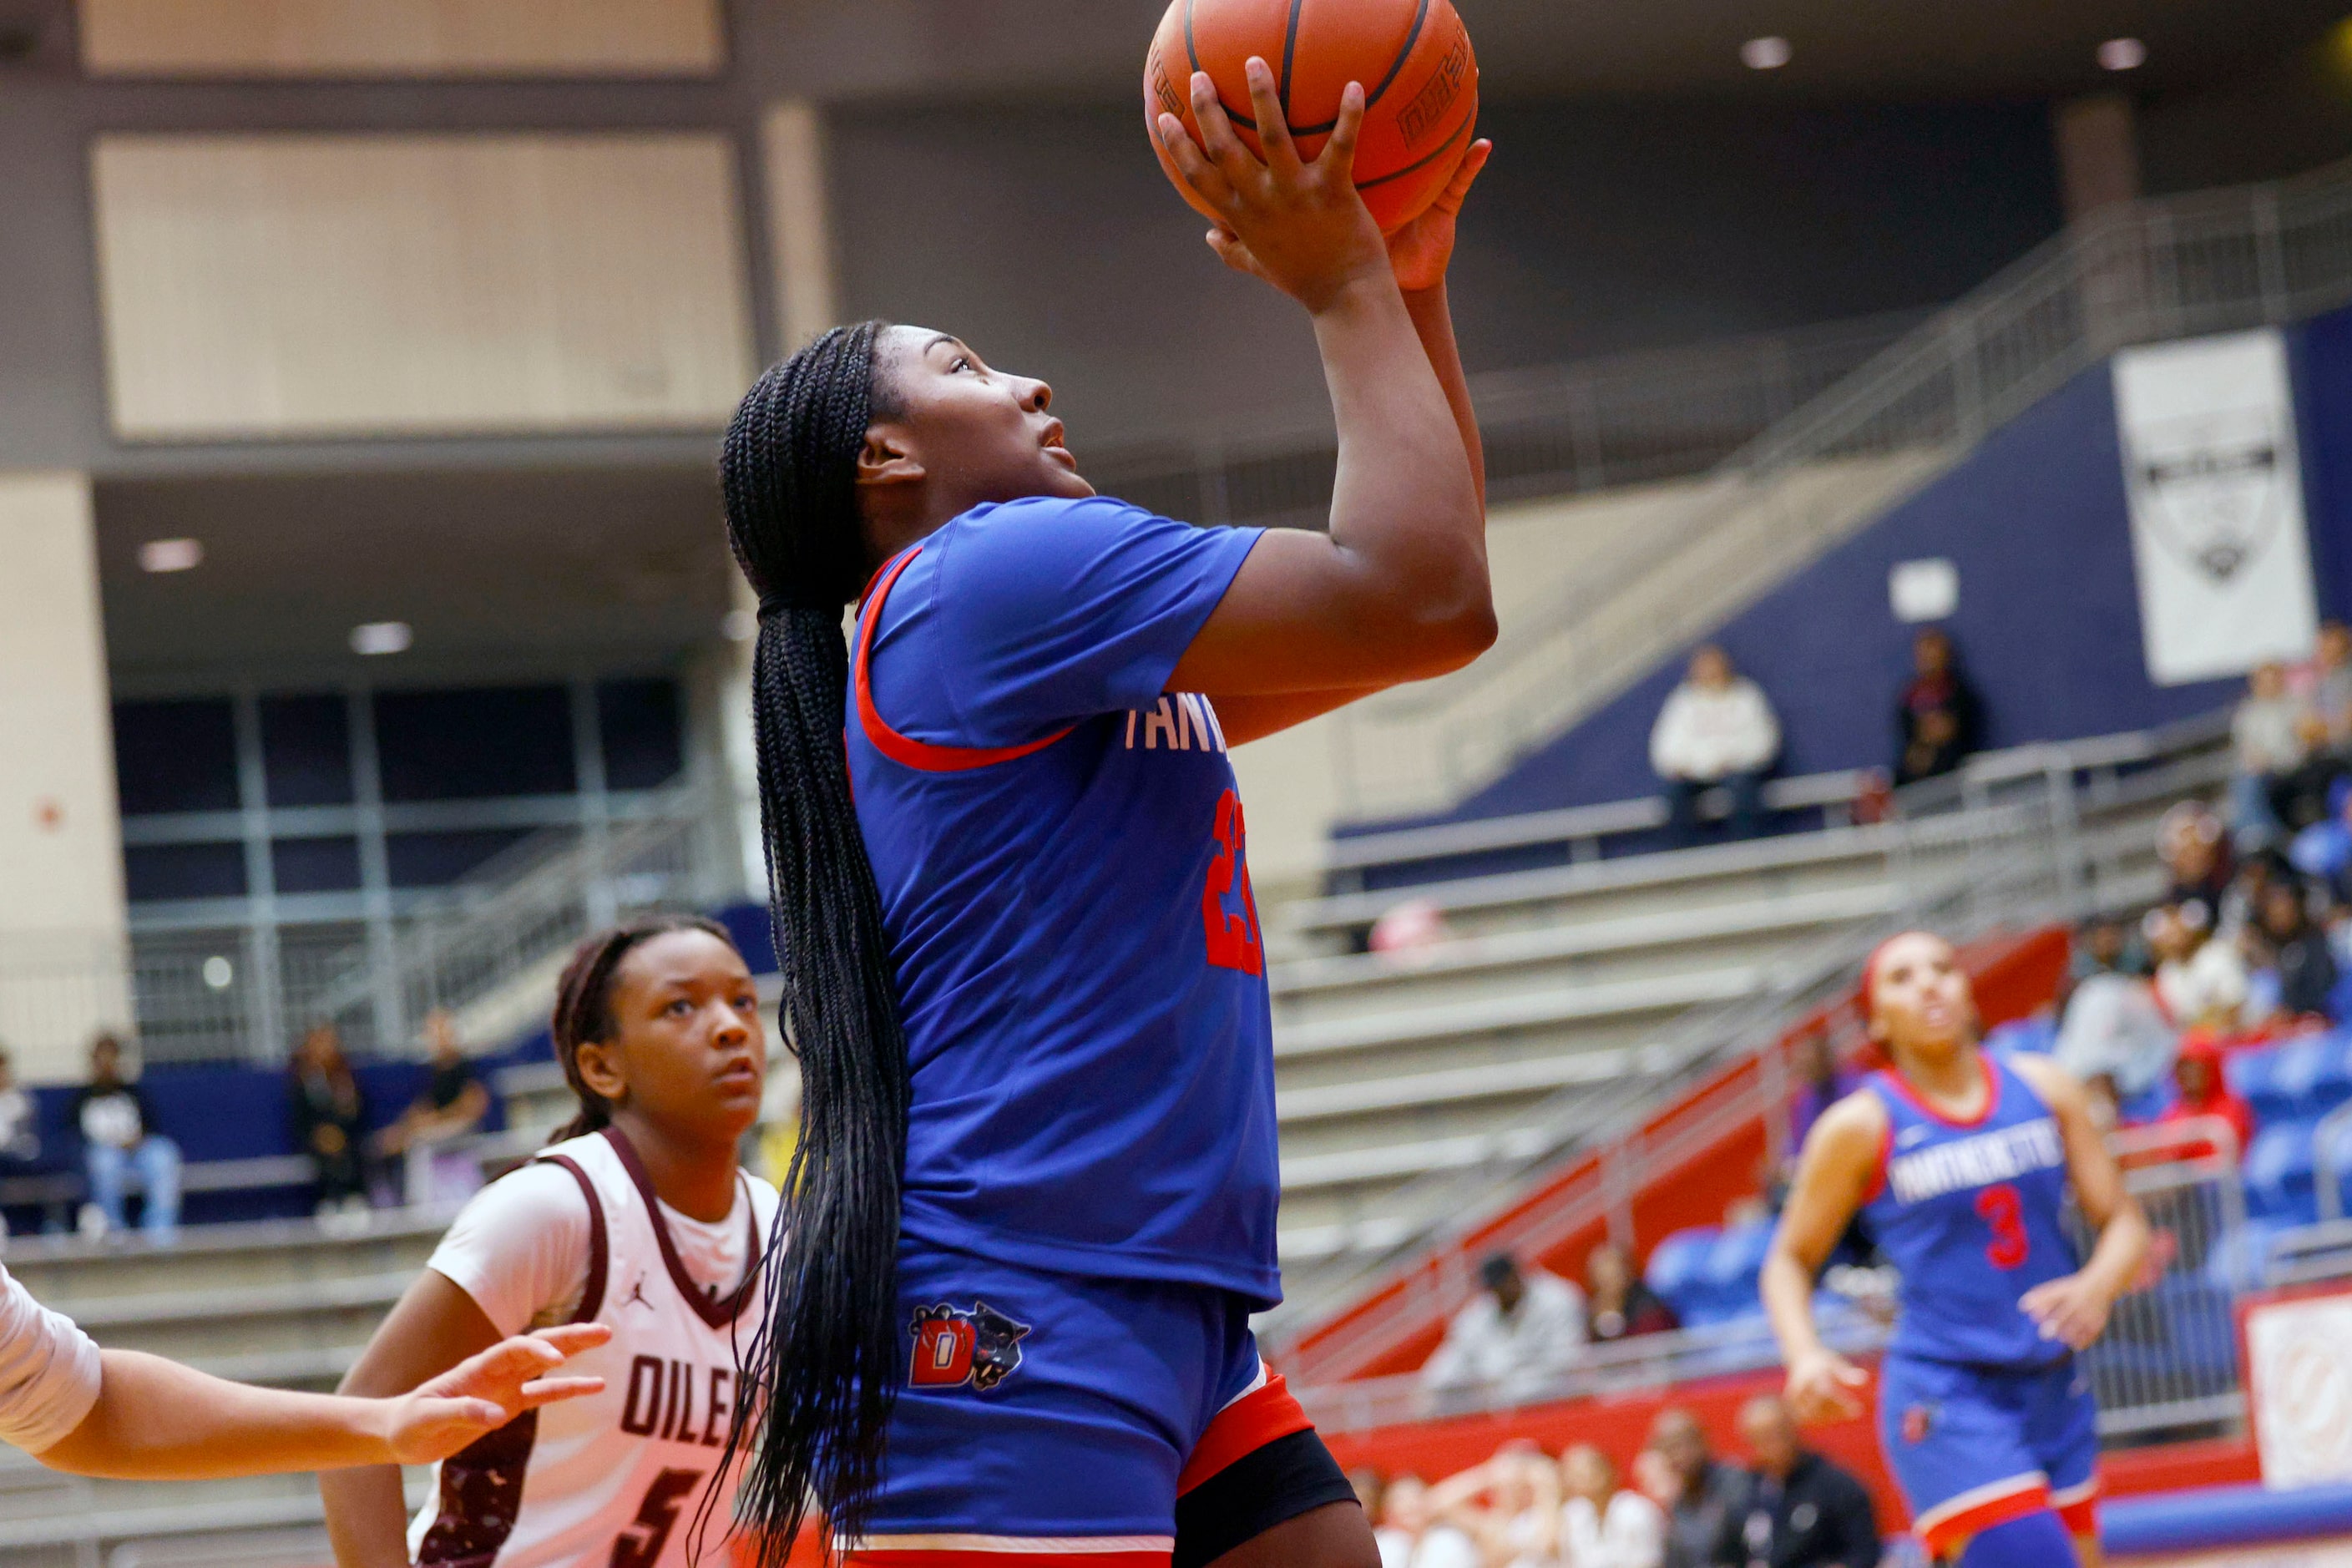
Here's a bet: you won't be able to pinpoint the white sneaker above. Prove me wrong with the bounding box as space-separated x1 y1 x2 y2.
77 1203 109 1242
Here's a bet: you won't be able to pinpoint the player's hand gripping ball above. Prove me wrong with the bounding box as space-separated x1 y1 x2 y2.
1146 0 1479 235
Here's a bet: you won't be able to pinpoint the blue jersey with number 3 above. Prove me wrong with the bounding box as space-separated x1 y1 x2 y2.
1859 1055 2079 1367
844 496 1281 1306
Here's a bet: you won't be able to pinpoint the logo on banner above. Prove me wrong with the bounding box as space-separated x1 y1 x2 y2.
907 1301 1031 1393
2131 407 2289 583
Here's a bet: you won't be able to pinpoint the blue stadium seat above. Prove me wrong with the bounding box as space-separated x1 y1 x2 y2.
2245 1120 2321 1223
2204 1218 2287 1290
2268 1035 2352 1119
2229 1046 2296 1126
1645 1226 1721 1324
1689 1220 1775 1324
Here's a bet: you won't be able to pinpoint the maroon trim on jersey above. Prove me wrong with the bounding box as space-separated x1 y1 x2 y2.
852 546 1076 772
417 1405 539 1568
599 1126 763 1329
539 1153 609 1323
1876 1051 2000 1130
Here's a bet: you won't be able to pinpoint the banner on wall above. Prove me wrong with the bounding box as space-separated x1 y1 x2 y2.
2114 327 2319 685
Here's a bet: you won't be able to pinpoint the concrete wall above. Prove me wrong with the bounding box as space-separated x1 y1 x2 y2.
0 473 131 1081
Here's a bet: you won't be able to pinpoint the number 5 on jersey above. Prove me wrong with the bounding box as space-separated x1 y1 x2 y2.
1201 788 1262 975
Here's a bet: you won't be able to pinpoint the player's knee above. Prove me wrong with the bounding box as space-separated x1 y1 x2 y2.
1958 1510 2081 1568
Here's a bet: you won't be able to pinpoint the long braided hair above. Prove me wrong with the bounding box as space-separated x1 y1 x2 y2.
721 321 913 1550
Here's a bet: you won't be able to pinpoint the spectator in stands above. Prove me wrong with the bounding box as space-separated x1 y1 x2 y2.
2071 913 2151 984
2233 662 2307 849
1709 1396 1879 1568
1378 1474 1482 1568
1562 1444 1667 1568
2274 716 2348 836
2150 901 2249 1030
1429 1443 1560 1567
2157 1030 2255 1161
289 1022 370 1232
2291 619 2352 741
70 1034 179 1243
1649 646 1780 847
0 1049 37 1171
1422 1252 1587 1399
1586 1240 1677 1344
2056 970 2177 1105
2159 802 2234 909
2255 880 2339 1022
1894 628 1981 787
1786 1034 1858 1152
376 1009 491 1207
2220 851 2289 945
1646 1409 1746 1568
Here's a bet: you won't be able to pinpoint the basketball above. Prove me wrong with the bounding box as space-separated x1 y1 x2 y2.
1146 0 1479 235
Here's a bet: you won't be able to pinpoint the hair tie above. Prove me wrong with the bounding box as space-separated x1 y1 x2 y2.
757 593 797 620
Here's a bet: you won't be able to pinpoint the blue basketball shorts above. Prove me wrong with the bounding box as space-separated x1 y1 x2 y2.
847 1242 1336 1566
1879 1353 2100 1556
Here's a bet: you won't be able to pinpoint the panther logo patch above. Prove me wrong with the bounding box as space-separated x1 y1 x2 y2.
908 1301 1032 1393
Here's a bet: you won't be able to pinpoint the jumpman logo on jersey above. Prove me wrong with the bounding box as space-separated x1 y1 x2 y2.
620 1273 653 1312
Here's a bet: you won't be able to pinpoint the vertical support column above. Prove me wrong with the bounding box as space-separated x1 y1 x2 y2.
230 688 284 1063
346 686 402 1049
2056 94 2146 354
761 99 839 357
0 474 129 1082
2054 94 2142 224
570 676 615 928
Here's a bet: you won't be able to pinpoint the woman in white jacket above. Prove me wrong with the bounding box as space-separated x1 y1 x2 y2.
1649 646 1781 847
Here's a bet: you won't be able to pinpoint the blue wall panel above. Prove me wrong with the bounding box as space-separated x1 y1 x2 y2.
1356 308 2352 834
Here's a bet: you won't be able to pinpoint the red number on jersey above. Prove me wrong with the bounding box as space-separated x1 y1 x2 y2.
1201 788 1263 975
1976 1183 2031 1270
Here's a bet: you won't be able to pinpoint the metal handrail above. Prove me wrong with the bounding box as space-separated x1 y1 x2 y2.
1322 154 2352 819
1319 708 2229 882
1272 737 2224 1381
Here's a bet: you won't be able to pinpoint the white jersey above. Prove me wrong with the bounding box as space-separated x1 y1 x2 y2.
0 1261 103 1454
409 1128 779 1568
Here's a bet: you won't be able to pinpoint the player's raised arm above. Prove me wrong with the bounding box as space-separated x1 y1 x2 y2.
28 1323 604 1481
1156 60 1495 702
1760 1093 1885 1423
2012 1055 2151 1351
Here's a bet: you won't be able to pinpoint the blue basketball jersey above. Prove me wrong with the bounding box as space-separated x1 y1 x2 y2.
1860 1055 2079 1367
844 495 1282 1306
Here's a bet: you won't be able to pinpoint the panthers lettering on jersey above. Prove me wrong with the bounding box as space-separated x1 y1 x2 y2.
409 1129 777 1568
1860 1056 2079 1368
846 496 1282 1306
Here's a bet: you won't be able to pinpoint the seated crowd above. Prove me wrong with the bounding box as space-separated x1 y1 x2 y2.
0 1011 492 1245
1648 629 1985 848
2032 797 2349 1158
1421 1248 1682 1399
1356 1399 1879 1568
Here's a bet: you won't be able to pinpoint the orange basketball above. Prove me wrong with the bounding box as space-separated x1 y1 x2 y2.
1146 0 1479 235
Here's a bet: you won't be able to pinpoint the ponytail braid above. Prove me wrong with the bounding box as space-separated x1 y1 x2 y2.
721 322 913 1550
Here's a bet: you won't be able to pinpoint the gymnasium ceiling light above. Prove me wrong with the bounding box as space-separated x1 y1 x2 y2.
138 538 203 573
351 621 413 656
2098 38 2147 71
1741 36 1793 70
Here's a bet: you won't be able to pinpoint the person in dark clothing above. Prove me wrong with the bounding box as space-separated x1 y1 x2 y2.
1651 1407 1748 1568
375 1009 492 1206
1710 1396 1879 1568
71 1034 180 1241
1586 1240 1679 1343
289 1022 369 1226
1894 628 1983 787
2260 881 2340 1020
